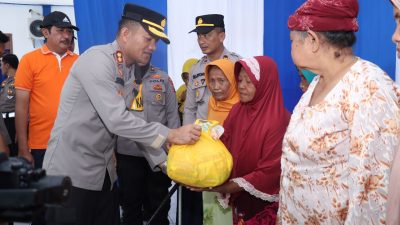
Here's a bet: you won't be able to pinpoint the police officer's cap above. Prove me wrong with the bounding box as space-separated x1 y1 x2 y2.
189 14 225 34
40 11 79 31
122 3 170 44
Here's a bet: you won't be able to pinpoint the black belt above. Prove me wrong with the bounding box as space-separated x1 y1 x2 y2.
2 112 15 118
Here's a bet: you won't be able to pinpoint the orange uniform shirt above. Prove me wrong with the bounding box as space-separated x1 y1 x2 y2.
15 44 78 149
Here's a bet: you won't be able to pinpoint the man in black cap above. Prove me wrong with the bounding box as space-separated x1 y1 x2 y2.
42 3 200 225
14 10 78 225
0 31 9 56
15 10 79 168
181 14 241 225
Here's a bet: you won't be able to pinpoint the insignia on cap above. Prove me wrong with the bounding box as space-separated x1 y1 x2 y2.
197 18 203 25
161 19 166 28
63 17 70 23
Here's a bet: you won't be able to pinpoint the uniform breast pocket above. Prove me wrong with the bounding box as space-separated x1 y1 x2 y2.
193 77 207 103
149 83 166 106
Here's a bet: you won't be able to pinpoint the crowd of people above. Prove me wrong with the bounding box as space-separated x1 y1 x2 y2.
1 0 400 225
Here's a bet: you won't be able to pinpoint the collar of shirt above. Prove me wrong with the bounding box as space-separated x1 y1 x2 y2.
40 44 74 71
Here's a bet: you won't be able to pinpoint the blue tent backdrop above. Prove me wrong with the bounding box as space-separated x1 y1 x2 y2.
74 0 396 111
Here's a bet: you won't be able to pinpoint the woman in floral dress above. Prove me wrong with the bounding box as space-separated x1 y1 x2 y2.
278 0 400 224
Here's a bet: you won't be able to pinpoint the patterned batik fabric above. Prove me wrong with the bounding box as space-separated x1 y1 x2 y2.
278 58 400 225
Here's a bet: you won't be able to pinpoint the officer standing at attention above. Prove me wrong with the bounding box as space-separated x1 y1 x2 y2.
183 14 240 125
0 54 18 155
117 61 180 225
42 3 201 225
181 14 241 225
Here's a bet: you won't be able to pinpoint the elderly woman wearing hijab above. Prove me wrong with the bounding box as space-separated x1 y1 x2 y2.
201 58 239 224
387 1 400 225
278 0 400 224
198 56 290 225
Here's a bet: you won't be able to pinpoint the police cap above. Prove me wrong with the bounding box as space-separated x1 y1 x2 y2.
122 3 170 44
189 14 225 34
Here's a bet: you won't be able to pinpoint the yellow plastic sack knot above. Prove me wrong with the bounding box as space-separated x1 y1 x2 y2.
167 119 233 188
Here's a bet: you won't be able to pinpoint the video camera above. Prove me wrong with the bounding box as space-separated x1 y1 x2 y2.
0 152 71 222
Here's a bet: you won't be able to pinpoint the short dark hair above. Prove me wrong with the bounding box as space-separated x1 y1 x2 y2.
2 54 19 69
214 27 225 33
0 31 9 43
117 18 141 36
319 31 357 49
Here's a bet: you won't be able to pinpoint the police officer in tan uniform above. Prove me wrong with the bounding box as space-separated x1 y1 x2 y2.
181 14 241 225
42 4 201 225
183 14 240 125
117 62 180 225
0 54 18 155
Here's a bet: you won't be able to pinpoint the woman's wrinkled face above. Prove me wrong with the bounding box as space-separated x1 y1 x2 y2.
237 68 256 103
208 66 231 101
290 31 308 68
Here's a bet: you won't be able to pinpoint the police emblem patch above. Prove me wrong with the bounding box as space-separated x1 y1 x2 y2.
155 93 162 102
153 84 163 91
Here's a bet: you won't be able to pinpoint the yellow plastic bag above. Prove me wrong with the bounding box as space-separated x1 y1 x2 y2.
167 119 233 188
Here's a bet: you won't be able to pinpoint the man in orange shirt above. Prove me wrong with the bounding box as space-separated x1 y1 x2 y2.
15 11 79 169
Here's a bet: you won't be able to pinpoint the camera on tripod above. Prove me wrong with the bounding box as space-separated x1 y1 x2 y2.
0 152 71 222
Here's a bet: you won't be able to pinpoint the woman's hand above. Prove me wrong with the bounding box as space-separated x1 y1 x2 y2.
186 180 242 194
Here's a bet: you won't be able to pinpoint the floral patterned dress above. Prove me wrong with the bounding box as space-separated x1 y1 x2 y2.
278 59 400 225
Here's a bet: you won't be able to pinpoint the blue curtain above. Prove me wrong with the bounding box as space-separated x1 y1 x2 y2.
73 0 168 71
264 1 396 111
74 1 396 111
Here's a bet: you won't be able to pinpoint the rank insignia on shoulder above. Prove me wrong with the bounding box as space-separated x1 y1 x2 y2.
116 51 123 64
153 84 163 91
152 74 162 79
7 88 14 96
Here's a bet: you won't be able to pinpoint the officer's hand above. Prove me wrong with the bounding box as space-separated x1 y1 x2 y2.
167 124 201 145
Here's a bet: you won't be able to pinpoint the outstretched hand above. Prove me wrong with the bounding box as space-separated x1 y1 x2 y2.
167 124 201 145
